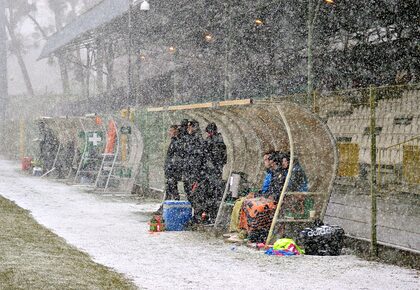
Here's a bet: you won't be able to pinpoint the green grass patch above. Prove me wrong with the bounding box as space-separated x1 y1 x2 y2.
0 196 138 289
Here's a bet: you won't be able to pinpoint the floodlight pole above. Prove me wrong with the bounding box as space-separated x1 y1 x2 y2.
224 2 233 100
0 0 7 120
307 0 324 107
127 1 134 106
128 1 149 106
173 52 177 103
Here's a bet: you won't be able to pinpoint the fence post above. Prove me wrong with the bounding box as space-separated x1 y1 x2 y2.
369 85 378 257
312 90 317 113
140 110 150 193
19 119 25 160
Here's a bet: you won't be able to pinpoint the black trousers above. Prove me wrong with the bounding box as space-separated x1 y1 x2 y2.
165 173 181 200
204 176 224 221
185 176 224 222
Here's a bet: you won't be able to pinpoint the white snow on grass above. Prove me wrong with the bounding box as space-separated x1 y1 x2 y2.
0 159 418 290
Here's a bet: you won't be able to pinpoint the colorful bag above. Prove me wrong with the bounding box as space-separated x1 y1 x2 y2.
239 197 276 242
273 238 305 255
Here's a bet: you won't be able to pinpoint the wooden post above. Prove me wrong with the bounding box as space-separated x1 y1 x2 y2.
370 86 378 257
96 40 104 95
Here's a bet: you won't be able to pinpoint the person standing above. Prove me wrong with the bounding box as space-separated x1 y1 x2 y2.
178 119 190 196
202 122 227 223
155 125 183 215
164 125 182 200
185 120 205 221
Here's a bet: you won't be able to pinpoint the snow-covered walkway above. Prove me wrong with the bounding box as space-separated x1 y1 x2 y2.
0 159 418 290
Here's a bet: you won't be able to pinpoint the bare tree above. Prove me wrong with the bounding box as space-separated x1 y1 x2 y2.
5 0 35 97
47 0 72 95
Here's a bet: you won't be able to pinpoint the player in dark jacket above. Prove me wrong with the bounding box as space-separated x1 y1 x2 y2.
184 120 206 222
164 125 183 200
202 122 227 223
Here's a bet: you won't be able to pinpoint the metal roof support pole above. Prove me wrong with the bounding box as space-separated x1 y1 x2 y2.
127 1 133 105
266 105 295 246
86 46 91 98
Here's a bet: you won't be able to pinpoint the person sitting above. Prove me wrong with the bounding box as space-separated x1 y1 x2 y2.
278 153 308 193
228 150 274 233
260 150 275 195
237 152 283 242
230 152 309 243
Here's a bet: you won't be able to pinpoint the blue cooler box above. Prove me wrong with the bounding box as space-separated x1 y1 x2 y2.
162 201 192 231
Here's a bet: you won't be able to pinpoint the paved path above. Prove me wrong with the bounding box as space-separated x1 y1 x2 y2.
0 159 418 289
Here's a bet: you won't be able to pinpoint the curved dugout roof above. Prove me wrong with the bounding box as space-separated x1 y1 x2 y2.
147 99 338 219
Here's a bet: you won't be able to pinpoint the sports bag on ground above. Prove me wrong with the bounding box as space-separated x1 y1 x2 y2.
298 221 345 256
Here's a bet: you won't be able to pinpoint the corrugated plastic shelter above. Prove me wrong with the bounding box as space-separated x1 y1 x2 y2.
38 113 143 194
146 99 338 243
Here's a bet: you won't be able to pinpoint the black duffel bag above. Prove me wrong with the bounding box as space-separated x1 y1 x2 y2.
298 221 345 256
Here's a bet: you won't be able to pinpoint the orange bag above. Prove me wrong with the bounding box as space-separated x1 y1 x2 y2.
105 120 117 154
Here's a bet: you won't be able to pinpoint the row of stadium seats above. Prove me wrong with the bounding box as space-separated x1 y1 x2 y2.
349 91 419 117
328 115 420 136
327 90 420 165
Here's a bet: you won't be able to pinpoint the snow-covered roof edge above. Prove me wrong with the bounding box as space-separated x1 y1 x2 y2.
39 0 129 59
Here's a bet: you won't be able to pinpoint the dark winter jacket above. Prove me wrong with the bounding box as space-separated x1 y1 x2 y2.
184 132 205 180
203 132 227 177
286 161 309 192
177 130 190 174
164 136 183 177
265 161 309 201
264 167 285 201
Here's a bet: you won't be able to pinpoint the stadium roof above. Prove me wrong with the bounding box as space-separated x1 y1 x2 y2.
39 0 129 59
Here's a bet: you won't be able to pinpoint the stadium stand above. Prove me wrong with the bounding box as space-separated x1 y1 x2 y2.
326 88 419 169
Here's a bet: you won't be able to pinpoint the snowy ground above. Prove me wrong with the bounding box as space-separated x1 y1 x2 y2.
0 159 418 290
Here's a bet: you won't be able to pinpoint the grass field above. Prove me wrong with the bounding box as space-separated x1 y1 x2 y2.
0 196 137 290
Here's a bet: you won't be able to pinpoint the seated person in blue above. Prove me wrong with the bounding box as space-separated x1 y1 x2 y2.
238 151 284 241
228 150 275 232
252 151 309 200
260 150 275 194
